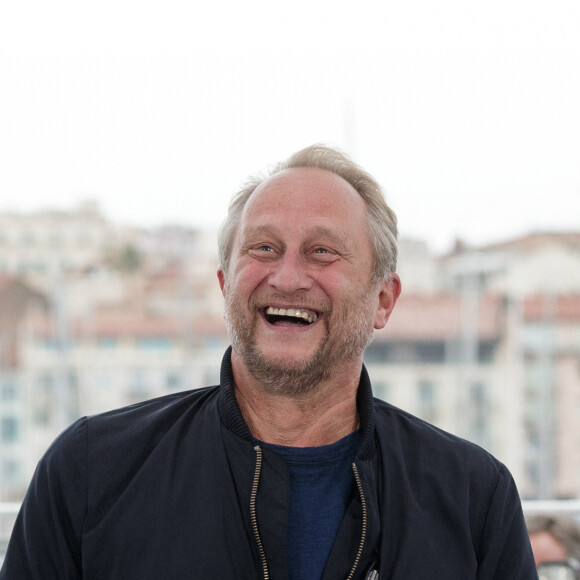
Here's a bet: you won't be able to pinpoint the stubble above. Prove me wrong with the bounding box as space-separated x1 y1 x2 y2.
223 283 377 398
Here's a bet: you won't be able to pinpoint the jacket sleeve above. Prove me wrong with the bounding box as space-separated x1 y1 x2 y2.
475 464 538 579
0 418 88 580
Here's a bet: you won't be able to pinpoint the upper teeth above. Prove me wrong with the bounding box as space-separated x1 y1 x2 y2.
265 306 317 324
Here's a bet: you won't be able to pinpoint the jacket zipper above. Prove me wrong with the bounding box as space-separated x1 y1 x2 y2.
251 445 270 579
346 462 368 580
251 450 368 580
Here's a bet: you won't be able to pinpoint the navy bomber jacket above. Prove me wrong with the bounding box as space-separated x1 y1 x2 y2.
1 348 537 579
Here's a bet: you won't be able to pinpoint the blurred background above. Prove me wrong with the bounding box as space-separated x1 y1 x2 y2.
1 0 579 551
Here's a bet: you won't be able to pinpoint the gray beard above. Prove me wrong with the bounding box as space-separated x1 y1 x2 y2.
224 287 376 398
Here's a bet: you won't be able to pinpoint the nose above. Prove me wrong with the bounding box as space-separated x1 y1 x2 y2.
268 252 313 294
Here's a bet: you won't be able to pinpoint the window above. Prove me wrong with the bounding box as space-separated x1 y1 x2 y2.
21 233 36 246
373 381 389 402
98 337 118 349
0 379 17 401
203 337 225 351
469 381 490 448
48 233 63 247
128 370 149 401
37 372 55 393
1 417 19 442
34 404 50 427
1 459 20 483
76 233 93 246
363 343 389 363
418 380 438 423
417 343 445 363
166 372 182 390
364 341 451 364
137 337 171 350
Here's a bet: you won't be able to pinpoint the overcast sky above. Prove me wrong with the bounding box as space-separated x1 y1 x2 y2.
1 0 579 252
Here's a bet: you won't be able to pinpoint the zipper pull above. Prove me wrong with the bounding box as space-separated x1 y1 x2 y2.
365 570 379 580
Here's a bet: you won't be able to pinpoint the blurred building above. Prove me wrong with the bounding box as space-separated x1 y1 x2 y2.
0 290 228 500
0 201 110 291
396 238 439 294
440 232 580 296
0 205 227 499
0 276 48 499
0 209 579 504
522 295 580 499
433 232 580 498
17 305 228 491
365 293 525 481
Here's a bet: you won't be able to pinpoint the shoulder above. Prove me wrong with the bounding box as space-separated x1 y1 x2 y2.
87 385 220 434
372 397 506 482
41 386 223 516
371 398 528 545
48 386 221 465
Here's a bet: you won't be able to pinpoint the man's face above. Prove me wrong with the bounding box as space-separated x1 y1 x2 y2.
219 167 399 395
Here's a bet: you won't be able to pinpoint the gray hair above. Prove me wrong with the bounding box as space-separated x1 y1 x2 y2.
526 514 580 561
217 144 398 283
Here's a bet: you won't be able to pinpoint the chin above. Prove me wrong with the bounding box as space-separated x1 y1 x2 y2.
244 349 333 397
258 350 316 372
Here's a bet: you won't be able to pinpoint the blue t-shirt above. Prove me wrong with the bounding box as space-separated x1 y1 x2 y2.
261 430 361 580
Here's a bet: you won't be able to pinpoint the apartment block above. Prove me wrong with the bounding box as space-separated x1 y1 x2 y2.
1 219 579 504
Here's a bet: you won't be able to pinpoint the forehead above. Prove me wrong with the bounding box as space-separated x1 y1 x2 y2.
241 167 368 229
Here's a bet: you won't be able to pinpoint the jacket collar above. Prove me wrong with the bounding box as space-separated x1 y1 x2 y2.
217 346 377 460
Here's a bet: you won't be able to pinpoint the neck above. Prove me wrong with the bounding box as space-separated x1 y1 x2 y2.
231 350 361 447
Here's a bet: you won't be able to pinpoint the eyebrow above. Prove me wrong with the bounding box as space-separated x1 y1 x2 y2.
305 225 352 246
242 224 278 238
242 224 354 252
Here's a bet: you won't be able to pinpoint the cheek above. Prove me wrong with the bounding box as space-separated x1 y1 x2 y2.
230 262 271 295
331 275 370 301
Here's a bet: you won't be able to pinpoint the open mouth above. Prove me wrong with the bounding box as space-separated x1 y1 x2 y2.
264 306 318 326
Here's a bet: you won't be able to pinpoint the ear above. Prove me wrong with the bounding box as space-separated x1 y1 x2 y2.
217 268 226 297
373 273 401 330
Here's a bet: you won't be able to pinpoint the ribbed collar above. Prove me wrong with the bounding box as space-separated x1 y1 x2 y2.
217 346 377 461
218 346 254 441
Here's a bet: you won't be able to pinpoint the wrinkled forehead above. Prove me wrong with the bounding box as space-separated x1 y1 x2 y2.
240 167 367 226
